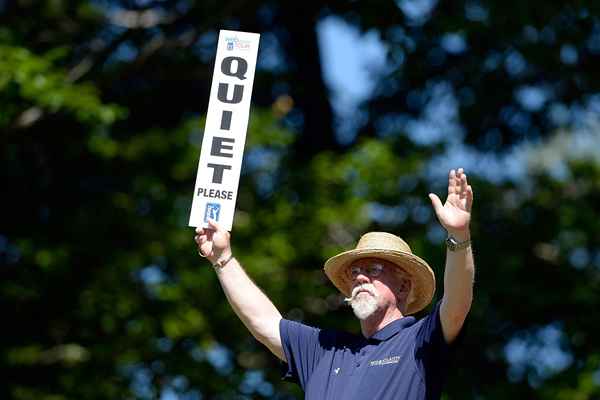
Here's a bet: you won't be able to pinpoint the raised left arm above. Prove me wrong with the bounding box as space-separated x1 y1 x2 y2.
428 168 475 343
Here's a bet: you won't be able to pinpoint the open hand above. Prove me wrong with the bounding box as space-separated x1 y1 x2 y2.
428 168 473 235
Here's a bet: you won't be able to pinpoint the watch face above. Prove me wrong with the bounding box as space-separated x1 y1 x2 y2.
446 237 457 249
446 236 470 251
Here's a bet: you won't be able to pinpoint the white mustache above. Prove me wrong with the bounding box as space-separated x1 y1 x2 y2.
344 284 377 303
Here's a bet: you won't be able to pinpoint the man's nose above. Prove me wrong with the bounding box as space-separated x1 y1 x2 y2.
353 273 371 284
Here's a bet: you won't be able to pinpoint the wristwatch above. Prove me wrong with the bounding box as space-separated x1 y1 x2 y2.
446 235 471 251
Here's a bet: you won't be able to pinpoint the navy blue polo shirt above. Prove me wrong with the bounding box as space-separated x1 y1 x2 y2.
280 301 454 399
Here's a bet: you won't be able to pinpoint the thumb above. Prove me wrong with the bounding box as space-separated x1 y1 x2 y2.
208 218 231 250
428 193 444 215
207 218 220 232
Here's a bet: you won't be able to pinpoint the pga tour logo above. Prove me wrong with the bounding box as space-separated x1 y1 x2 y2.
204 203 221 222
225 36 251 51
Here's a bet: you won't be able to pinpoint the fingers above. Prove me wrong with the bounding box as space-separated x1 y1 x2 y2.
448 169 456 195
194 220 226 259
195 219 221 233
200 242 213 257
451 168 468 194
195 227 213 240
194 234 209 248
458 169 467 199
466 184 474 211
195 226 210 239
194 233 212 257
452 168 474 210
428 193 444 215
195 235 208 245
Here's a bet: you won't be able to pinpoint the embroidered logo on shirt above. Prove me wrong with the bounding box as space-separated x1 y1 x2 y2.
334 368 341 374
369 356 401 366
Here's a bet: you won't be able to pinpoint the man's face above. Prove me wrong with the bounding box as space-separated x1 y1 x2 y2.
344 258 412 320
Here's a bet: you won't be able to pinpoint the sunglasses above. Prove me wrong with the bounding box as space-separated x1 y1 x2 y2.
349 263 384 279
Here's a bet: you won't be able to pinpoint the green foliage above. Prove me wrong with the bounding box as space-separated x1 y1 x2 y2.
0 45 125 127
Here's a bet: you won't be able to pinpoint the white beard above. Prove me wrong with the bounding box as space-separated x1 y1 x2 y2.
345 284 380 320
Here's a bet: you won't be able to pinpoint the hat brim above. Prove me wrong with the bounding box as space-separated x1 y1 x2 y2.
324 248 436 315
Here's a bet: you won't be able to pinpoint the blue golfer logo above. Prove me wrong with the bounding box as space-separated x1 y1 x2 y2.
204 203 221 222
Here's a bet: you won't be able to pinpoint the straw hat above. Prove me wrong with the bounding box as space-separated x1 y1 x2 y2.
324 232 436 315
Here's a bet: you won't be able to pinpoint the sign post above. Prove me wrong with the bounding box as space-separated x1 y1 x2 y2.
189 30 260 231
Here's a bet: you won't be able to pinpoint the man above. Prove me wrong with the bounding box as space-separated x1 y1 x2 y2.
195 168 475 399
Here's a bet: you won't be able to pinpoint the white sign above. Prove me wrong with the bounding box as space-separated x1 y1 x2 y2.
189 30 260 230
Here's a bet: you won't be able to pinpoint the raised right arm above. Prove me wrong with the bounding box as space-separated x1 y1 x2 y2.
195 220 285 361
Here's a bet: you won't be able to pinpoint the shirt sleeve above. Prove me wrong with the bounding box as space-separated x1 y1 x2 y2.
279 318 329 389
413 300 464 392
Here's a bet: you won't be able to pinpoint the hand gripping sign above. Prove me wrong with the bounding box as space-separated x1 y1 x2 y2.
189 30 260 231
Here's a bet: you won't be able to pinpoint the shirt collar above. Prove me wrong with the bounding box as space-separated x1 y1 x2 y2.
369 316 416 341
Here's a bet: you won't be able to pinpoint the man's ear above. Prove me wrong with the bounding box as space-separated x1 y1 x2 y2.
395 276 412 302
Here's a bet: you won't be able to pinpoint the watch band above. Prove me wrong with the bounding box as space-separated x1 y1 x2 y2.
446 236 471 251
213 253 234 268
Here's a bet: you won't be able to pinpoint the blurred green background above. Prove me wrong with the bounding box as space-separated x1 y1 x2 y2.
2 0 600 399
